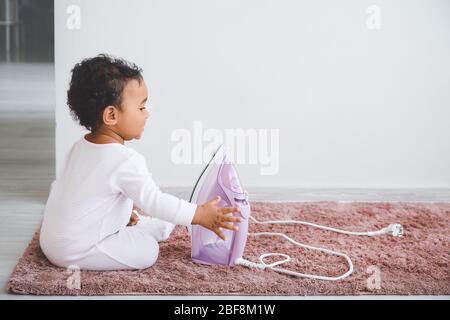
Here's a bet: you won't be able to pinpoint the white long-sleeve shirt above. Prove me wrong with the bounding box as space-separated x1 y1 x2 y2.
40 135 197 264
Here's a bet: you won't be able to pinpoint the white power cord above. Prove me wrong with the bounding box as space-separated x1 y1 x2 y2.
234 215 404 281
248 215 404 237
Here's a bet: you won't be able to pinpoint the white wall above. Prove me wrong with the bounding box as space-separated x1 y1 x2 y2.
55 0 450 188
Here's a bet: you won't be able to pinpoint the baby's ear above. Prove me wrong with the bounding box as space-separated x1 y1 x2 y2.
102 105 118 125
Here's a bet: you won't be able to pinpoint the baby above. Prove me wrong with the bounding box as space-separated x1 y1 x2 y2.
39 54 241 271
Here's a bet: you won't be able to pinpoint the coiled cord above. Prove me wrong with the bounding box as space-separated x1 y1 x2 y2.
234 215 403 281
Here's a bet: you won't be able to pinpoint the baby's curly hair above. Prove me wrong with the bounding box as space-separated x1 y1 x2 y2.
67 54 143 132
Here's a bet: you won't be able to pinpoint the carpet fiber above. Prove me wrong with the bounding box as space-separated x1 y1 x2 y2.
7 201 450 296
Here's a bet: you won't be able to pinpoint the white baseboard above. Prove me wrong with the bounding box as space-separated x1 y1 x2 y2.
162 187 450 202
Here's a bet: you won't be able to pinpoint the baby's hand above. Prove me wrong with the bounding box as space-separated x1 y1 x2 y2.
127 210 140 226
191 196 242 240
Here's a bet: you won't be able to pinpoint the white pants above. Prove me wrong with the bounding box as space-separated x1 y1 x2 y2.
72 215 176 271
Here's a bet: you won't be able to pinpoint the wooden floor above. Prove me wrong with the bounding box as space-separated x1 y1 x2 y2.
0 111 55 299
0 64 448 300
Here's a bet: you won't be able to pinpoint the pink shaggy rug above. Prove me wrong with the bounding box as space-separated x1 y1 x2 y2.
7 201 450 296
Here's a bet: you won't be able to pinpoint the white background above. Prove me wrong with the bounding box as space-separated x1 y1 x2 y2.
55 0 450 188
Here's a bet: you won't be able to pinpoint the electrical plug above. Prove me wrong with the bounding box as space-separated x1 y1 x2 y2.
387 223 404 237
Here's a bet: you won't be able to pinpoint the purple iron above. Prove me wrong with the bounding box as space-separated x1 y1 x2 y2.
188 144 249 266
186 144 404 281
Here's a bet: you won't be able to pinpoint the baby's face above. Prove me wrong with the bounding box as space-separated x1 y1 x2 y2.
116 78 149 140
